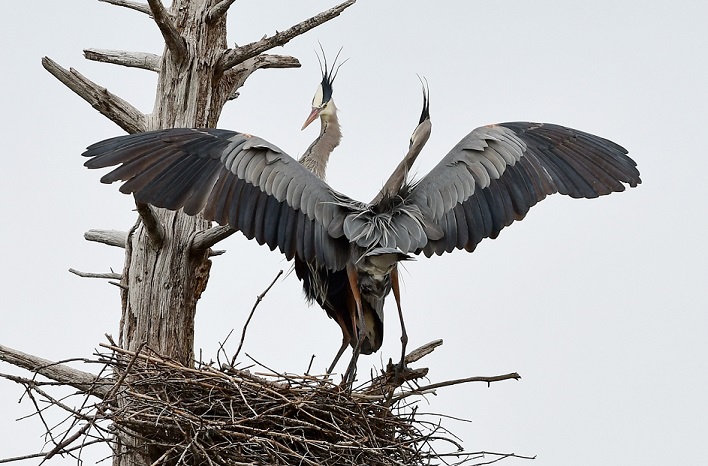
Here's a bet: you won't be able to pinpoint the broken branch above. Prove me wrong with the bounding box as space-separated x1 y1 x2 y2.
218 0 356 72
98 0 152 16
84 229 128 248
146 0 188 64
405 339 443 364
42 57 147 134
249 53 301 70
69 268 122 280
136 202 164 248
84 48 161 72
0 344 108 399
207 0 237 22
221 54 302 101
191 225 234 251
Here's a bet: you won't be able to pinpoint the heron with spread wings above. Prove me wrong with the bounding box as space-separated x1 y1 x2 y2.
82 64 641 381
293 52 399 376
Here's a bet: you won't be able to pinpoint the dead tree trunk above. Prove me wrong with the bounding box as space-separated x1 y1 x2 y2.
42 1 356 464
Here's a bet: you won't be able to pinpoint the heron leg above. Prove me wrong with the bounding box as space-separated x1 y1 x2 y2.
342 263 365 386
391 265 408 372
343 342 362 388
327 316 352 375
346 264 366 343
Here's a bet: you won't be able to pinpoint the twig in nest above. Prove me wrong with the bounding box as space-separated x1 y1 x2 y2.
44 342 145 460
0 439 105 464
393 372 522 402
230 270 283 366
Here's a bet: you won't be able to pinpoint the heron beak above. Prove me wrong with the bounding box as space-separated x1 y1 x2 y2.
301 107 320 130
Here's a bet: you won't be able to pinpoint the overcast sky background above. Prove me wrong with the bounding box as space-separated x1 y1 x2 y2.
1 1 706 464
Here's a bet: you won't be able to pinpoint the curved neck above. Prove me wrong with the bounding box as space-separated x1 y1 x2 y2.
372 118 431 204
299 104 342 180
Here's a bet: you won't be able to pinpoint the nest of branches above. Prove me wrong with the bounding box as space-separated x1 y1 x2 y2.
0 339 527 465
99 343 473 465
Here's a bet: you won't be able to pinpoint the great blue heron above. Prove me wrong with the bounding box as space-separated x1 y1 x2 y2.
82 69 641 380
293 51 389 374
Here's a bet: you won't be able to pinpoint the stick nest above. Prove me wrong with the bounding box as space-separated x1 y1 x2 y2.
0 340 527 465
95 343 480 465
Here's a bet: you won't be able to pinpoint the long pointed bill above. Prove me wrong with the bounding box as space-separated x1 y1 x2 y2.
301 107 321 130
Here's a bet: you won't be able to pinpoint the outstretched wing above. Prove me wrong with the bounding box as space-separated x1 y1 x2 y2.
83 128 351 270
405 122 641 256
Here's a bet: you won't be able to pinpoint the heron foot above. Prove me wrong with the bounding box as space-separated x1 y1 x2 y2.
394 358 407 385
381 357 421 388
341 334 364 389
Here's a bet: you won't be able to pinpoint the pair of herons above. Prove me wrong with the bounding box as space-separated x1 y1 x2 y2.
83 54 641 382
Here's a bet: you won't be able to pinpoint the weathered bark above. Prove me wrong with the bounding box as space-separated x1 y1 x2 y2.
0 344 109 399
112 3 247 463
39 1 356 464
84 48 162 72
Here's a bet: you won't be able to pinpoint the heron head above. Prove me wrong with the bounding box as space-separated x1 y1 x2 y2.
301 79 336 130
301 46 346 130
410 76 431 148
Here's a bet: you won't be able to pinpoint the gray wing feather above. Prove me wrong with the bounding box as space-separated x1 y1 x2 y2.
271 170 292 201
244 154 268 186
83 128 350 270
286 177 307 211
405 122 641 257
260 162 279 194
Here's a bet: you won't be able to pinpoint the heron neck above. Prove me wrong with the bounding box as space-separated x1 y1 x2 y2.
299 109 342 180
372 118 432 204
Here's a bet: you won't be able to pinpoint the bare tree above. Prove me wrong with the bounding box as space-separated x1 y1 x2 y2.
38 1 355 464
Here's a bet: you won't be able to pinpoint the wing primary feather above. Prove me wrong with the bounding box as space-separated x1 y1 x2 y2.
201 167 232 221
225 180 247 231
546 144 605 198
182 161 223 215
140 156 215 209
314 222 326 266
84 132 176 168
475 186 494 240
564 138 633 192
482 184 505 237
252 190 271 246
237 183 260 240
453 203 469 250
100 143 184 183
501 165 533 220
281 207 298 260
262 197 283 251
443 207 458 253
462 196 484 252
302 213 315 263
211 176 239 225
113 153 180 193
295 209 308 262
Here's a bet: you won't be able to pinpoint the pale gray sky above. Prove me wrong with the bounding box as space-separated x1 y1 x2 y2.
1 1 706 464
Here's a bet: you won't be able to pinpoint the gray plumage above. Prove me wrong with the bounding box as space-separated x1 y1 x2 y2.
84 120 641 269
82 82 641 377
299 98 341 180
